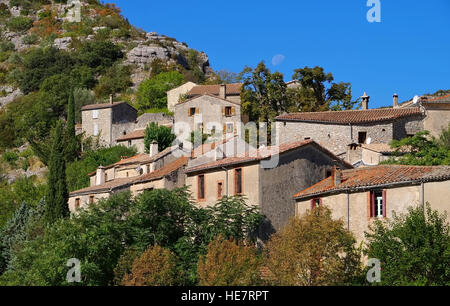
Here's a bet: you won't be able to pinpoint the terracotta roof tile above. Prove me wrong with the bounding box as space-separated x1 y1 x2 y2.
186 83 242 96
294 165 450 199
275 108 423 124
81 102 135 111
117 129 146 141
186 139 353 174
133 156 189 184
69 177 135 196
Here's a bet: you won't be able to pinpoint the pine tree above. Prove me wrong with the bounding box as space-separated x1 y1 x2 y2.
64 89 79 162
45 121 69 223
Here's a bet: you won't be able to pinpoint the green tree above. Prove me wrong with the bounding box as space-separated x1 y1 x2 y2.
63 89 79 162
240 61 290 123
364 204 450 286
45 121 69 223
265 207 362 286
143 122 176 153
136 71 184 112
291 66 358 112
94 64 132 98
383 131 450 165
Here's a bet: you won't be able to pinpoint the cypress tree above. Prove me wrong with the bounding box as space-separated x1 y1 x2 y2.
64 89 79 162
45 121 69 223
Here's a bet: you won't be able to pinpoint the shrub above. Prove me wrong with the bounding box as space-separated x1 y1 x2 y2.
144 122 176 153
22 34 39 45
7 17 33 32
197 236 262 286
2 151 19 166
265 207 362 286
122 245 180 286
364 204 450 286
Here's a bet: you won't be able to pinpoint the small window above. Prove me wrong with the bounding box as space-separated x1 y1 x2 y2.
304 137 311 140
92 110 99 119
89 196 95 204
93 124 99 136
226 123 234 134
105 173 108 182
325 169 332 178
311 198 322 210
75 198 81 209
217 181 224 200
128 140 132 147
189 108 196 117
198 175 205 200
235 168 242 195
370 190 386 218
358 132 367 144
225 106 232 117
147 165 150 173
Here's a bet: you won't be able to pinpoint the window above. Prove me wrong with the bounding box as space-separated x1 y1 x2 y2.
358 131 367 144
128 140 132 147
89 196 95 204
92 110 99 119
189 108 197 117
217 181 224 199
198 175 205 200
93 124 99 136
235 168 242 195
147 165 150 173
75 198 81 209
226 123 234 134
370 190 386 218
105 173 108 182
325 168 332 178
311 198 322 210
225 106 232 117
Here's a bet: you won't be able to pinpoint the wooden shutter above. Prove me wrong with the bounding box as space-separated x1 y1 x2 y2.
231 107 236 116
382 190 387 218
222 107 226 116
371 191 375 218
195 108 199 114
223 123 226 133
187 108 190 116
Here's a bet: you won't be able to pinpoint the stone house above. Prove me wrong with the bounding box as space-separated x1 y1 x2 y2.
116 129 146 153
68 143 187 212
275 100 424 160
184 139 353 237
294 165 450 243
81 98 173 150
399 93 450 138
185 83 242 104
174 94 243 137
167 81 197 112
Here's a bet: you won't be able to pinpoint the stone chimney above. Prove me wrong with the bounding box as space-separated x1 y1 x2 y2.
219 84 226 99
214 147 224 161
149 141 159 157
109 94 114 104
332 166 342 187
96 166 106 186
393 93 399 108
361 92 370 110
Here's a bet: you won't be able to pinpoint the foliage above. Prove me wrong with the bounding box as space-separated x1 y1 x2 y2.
63 89 80 163
144 122 176 153
45 121 69 223
94 64 132 97
265 207 362 286
112 247 141 286
2 151 19 166
77 41 123 74
197 236 262 286
7 16 33 32
204 70 239 85
66 145 136 192
364 204 450 286
136 71 184 112
122 245 180 286
382 130 450 166
291 66 359 111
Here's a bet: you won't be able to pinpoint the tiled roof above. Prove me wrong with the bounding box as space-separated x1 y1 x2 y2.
275 108 423 124
186 139 353 174
117 129 146 141
81 102 136 111
361 143 396 154
186 83 242 96
69 177 135 196
421 94 450 103
294 165 450 200
72 156 189 196
176 93 241 106
133 156 189 184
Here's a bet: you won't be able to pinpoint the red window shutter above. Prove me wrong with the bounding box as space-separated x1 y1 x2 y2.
382 190 387 218
371 191 375 218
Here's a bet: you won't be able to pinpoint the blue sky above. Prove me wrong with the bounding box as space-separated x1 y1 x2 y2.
108 0 450 109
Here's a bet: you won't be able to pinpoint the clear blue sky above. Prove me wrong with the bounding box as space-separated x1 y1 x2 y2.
108 0 450 109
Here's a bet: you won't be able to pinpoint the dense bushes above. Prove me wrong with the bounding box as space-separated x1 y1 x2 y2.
144 122 176 153
7 17 33 32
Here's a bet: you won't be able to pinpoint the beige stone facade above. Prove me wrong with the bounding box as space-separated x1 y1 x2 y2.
167 81 197 112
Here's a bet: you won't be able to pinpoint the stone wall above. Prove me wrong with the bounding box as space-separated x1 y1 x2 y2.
82 108 113 147
167 82 197 112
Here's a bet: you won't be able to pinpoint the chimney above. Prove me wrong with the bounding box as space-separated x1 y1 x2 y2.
214 147 224 161
149 141 159 157
332 166 342 187
219 84 226 99
361 92 370 110
393 94 399 108
96 166 106 186
109 94 114 105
